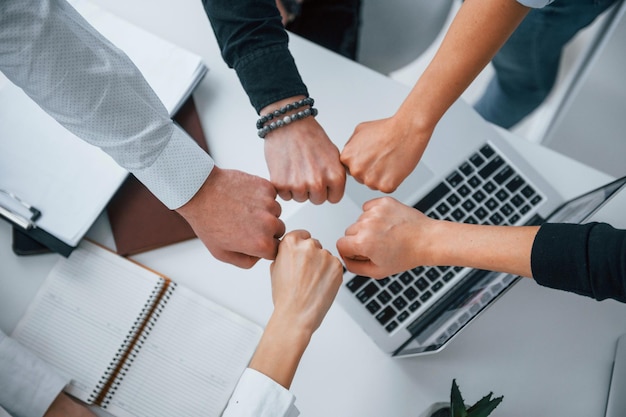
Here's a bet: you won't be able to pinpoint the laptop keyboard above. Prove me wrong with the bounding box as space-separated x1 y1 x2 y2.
345 144 544 333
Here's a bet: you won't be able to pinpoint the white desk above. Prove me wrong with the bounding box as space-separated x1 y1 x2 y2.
2 0 626 415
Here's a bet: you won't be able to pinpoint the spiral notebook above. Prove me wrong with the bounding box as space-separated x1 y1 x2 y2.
11 241 262 417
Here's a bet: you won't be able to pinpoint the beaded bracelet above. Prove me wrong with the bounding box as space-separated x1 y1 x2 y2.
256 97 314 129
257 107 318 139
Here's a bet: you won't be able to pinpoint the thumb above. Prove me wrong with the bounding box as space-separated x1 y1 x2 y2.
337 236 379 277
336 235 363 261
342 256 379 279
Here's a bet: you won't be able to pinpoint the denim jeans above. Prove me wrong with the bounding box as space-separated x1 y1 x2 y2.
474 0 619 129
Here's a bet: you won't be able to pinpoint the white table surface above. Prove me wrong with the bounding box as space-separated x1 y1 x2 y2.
2 0 626 416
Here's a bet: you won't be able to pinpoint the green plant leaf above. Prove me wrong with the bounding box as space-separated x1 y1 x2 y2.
466 393 493 412
450 379 468 417
466 393 504 417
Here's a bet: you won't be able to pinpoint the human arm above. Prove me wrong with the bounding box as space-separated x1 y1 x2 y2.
253 230 343 387
337 197 626 302
336 197 536 279
0 0 213 210
0 329 96 417
222 230 343 416
340 0 531 192
0 0 287 268
201 0 346 204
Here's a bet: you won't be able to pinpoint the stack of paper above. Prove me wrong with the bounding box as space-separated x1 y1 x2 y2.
70 0 208 115
0 83 128 250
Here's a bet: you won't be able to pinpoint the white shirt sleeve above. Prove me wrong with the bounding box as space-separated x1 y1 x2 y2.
222 368 299 417
0 330 69 417
515 0 555 8
0 0 214 209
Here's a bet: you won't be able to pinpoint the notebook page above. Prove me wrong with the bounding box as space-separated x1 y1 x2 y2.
103 284 263 417
11 241 164 403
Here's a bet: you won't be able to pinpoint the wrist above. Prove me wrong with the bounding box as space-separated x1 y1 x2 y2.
415 218 454 267
249 313 311 389
390 107 436 147
395 69 453 136
175 166 221 219
266 310 314 347
257 96 317 139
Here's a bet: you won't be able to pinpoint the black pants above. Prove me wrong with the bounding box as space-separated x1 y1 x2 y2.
285 0 362 60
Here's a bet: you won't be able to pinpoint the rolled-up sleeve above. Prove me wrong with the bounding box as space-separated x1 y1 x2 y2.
202 0 308 113
0 0 213 209
0 330 69 417
531 222 626 302
222 368 299 417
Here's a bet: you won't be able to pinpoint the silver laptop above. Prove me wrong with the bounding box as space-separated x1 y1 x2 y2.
582 181 626 417
285 98 626 356
605 333 626 417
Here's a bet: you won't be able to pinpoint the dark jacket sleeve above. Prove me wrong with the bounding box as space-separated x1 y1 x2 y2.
202 0 308 113
531 222 626 302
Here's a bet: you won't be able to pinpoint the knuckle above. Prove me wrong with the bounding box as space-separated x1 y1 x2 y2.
308 180 326 196
331 256 343 272
378 181 398 194
282 232 298 245
328 170 346 187
254 234 275 254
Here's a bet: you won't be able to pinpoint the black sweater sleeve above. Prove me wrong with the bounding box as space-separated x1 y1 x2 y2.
202 0 308 113
531 222 626 302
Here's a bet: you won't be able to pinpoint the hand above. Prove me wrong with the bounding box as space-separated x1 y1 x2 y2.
176 167 285 269
340 115 432 193
337 197 436 278
275 0 302 25
337 196 539 279
262 98 346 204
270 230 343 334
248 230 343 389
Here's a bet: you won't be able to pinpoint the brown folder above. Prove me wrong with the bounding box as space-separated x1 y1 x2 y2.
106 97 209 256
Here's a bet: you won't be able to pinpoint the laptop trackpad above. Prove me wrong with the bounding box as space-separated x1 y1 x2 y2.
346 162 436 206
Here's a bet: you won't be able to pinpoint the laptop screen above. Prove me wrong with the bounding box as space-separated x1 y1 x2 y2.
394 176 626 357
605 333 626 417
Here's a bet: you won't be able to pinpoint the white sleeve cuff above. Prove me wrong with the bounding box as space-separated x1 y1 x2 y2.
515 0 555 8
222 368 299 417
131 126 214 209
0 333 69 417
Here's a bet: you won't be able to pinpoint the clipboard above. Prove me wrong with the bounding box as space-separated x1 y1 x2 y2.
0 79 129 258
0 187 75 257
0 189 68 256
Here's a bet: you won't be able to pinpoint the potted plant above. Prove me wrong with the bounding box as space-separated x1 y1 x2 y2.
419 379 503 417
